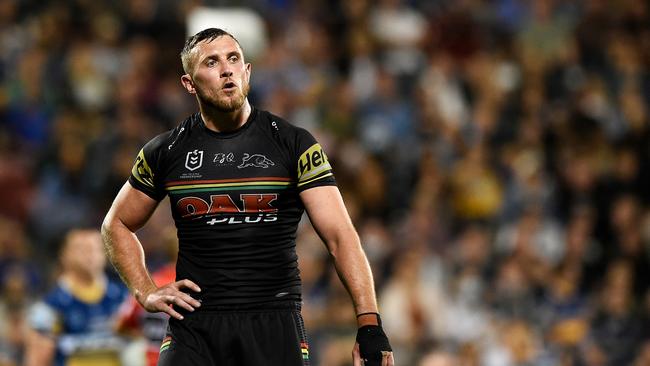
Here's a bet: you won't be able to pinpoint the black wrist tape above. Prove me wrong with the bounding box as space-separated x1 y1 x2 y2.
356 324 392 365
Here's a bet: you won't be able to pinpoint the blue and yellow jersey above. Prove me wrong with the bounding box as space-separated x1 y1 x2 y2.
28 278 128 366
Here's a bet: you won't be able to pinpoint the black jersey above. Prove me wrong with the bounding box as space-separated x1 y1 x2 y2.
129 108 336 308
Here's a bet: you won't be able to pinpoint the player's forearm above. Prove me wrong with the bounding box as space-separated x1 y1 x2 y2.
101 216 156 301
327 232 379 326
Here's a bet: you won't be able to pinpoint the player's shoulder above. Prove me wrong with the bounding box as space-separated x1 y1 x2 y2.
143 113 199 154
27 300 59 333
255 109 312 141
40 282 75 312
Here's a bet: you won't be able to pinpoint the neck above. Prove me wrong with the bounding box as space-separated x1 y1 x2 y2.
61 271 106 303
199 100 252 133
61 270 102 288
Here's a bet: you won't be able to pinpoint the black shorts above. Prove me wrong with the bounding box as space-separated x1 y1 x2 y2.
157 301 310 366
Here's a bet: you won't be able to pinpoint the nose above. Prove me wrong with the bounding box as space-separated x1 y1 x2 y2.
220 68 233 78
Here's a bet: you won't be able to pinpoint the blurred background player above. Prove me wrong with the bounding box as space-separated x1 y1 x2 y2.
24 229 127 366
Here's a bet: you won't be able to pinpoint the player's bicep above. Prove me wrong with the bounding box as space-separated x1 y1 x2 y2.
24 328 55 366
105 182 159 232
300 186 358 253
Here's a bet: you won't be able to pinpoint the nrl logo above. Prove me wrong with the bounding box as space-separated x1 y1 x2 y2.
185 150 203 171
238 153 274 169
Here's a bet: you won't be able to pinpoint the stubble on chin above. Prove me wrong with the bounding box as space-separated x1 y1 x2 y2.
200 83 250 112
215 94 245 112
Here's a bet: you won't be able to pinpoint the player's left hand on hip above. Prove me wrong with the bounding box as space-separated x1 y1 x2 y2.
354 317 394 366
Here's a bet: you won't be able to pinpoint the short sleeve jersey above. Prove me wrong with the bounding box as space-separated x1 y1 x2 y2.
28 280 128 366
129 108 336 308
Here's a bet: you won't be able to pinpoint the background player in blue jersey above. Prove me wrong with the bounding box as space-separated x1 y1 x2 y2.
102 28 393 365
24 229 128 366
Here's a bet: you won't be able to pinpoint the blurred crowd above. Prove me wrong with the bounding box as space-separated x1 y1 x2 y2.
1 0 650 365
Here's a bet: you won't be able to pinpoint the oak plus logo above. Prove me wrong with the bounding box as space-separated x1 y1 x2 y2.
238 153 274 169
176 193 279 225
185 150 203 171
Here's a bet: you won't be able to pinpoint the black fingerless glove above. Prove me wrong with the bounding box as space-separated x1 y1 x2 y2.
356 313 392 366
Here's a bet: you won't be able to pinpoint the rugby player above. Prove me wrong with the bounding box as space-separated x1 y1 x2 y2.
102 28 393 365
25 229 128 366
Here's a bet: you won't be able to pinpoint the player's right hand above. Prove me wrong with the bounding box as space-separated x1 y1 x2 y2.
354 321 394 366
135 279 202 320
353 343 394 366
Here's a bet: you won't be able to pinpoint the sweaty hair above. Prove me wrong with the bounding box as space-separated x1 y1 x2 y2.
180 28 242 74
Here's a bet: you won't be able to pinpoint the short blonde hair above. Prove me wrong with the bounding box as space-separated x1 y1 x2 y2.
180 28 242 74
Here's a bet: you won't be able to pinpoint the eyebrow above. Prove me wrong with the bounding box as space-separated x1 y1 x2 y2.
202 50 242 63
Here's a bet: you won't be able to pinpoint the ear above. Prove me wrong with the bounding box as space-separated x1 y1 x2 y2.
181 74 196 94
245 62 252 82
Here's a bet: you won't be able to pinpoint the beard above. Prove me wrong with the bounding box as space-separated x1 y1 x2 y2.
198 81 250 112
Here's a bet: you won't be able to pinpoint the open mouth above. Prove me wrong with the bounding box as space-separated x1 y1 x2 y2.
223 81 237 90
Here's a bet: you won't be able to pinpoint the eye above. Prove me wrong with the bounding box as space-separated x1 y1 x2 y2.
228 55 239 63
206 59 217 67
